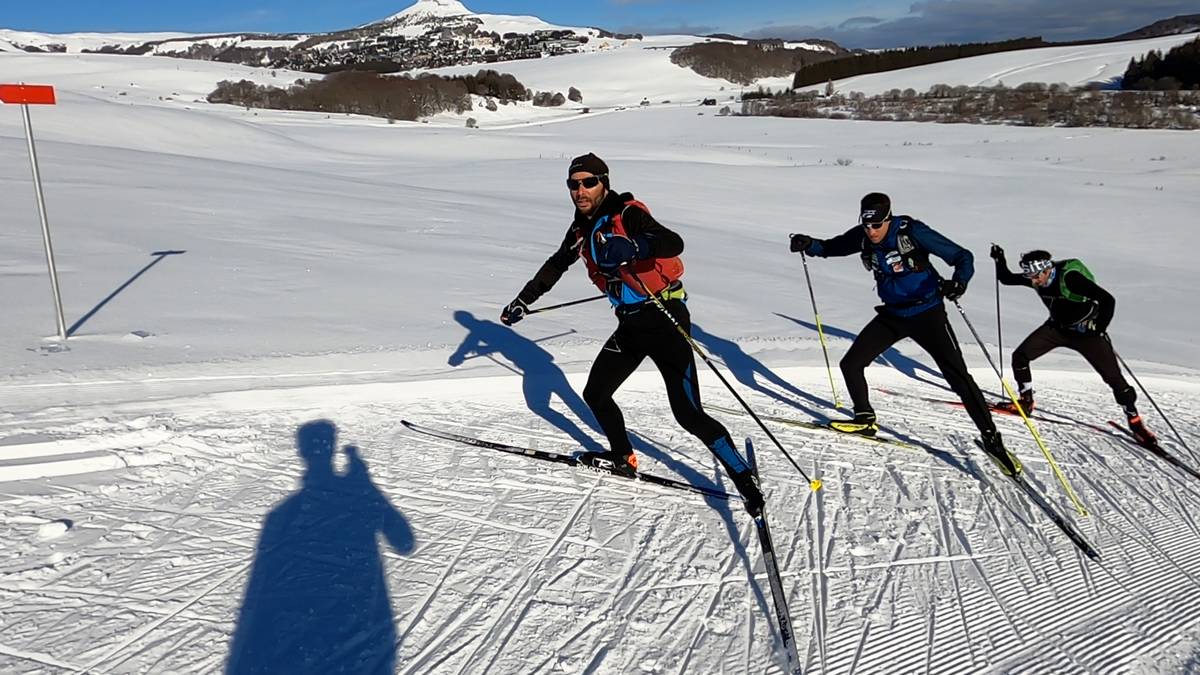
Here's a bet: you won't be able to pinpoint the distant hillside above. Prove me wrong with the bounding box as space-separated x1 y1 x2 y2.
1111 14 1200 41
786 17 1200 91
791 37 1046 89
785 33 1200 97
0 0 626 73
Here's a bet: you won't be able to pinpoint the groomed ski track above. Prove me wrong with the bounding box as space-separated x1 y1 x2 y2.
2 366 1199 674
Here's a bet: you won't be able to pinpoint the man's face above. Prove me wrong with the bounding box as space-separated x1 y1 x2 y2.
1030 268 1053 287
568 171 606 216
864 218 890 245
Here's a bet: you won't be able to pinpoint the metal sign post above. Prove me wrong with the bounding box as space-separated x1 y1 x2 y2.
1 83 66 340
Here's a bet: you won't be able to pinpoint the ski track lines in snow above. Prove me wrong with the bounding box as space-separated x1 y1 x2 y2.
2 368 1200 673
0 429 175 482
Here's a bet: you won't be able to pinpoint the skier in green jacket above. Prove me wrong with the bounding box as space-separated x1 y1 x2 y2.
992 246 1155 445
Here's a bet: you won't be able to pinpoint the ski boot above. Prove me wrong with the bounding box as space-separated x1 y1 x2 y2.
1127 415 1158 447
731 469 764 516
579 450 638 478
980 429 1023 478
829 411 879 437
707 436 765 515
995 390 1034 416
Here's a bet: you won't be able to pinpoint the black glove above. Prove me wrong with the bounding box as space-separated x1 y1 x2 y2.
500 297 528 326
989 244 1005 261
1070 317 1103 335
596 234 645 269
939 279 967 301
789 233 813 253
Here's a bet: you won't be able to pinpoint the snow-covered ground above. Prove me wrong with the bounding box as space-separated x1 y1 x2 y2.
2 39 1199 673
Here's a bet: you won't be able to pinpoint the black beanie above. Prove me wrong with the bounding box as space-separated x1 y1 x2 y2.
568 153 610 188
859 192 891 224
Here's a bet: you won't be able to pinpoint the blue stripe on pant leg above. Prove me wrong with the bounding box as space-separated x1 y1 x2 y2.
708 436 749 474
682 364 699 410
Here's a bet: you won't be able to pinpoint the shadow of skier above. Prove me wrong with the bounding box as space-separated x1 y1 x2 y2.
449 310 603 452
692 322 834 416
773 312 950 393
226 420 415 675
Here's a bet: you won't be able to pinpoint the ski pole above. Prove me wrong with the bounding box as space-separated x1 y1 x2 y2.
952 301 1088 515
632 276 822 491
798 250 843 409
994 249 1004 380
1112 344 1196 461
527 294 607 316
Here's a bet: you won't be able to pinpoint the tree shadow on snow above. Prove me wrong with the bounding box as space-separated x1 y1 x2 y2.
772 312 951 393
450 310 603 452
67 250 186 337
629 432 775 633
226 420 415 675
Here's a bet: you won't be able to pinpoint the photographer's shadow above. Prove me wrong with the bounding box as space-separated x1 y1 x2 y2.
450 310 603 452
227 420 414 675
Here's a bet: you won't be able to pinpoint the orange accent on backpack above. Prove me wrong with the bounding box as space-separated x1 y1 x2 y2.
579 199 684 299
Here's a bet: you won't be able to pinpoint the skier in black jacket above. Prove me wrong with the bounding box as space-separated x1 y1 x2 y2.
500 153 764 513
992 246 1156 444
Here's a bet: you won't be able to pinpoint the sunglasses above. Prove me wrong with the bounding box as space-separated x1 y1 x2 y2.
861 219 888 230
567 175 605 190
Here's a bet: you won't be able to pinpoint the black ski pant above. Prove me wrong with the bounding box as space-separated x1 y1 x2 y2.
582 299 750 476
1012 323 1136 414
840 304 996 434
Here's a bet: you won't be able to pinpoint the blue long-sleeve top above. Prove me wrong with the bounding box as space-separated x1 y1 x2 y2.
807 216 974 316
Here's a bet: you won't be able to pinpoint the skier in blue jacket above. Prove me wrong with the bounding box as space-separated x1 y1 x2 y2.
790 192 1022 476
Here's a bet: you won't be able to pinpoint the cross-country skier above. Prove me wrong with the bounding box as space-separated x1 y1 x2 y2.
500 153 764 513
991 246 1156 444
789 192 1023 476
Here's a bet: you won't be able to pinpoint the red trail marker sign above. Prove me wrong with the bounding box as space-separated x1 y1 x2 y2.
0 83 57 105
3 83 66 341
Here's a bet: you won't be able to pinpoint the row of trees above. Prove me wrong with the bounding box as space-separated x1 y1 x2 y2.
743 84 1200 129
791 38 1047 88
1122 37 1200 90
671 42 845 86
207 70 532 121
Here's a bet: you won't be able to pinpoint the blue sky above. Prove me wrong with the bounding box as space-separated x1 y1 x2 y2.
3 0 1196 48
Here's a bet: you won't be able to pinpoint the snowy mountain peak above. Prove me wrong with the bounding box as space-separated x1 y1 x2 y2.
384 0 474 24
